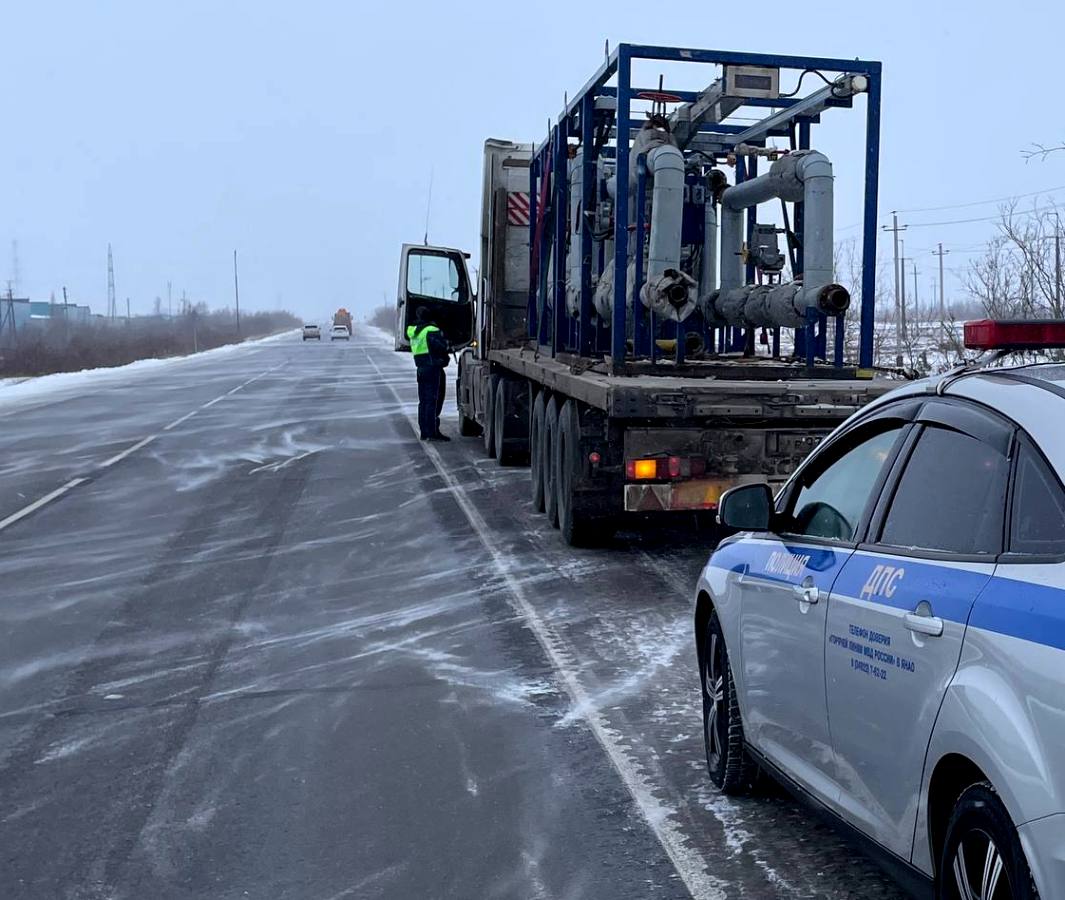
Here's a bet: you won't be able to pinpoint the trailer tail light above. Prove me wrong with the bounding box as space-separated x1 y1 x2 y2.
629 459 659 480
963 318 1065 350
626 456 708 481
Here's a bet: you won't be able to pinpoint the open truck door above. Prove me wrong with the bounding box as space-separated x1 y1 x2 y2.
395 244 475 352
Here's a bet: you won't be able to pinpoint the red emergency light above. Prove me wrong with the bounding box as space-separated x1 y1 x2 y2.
963 319 1065 350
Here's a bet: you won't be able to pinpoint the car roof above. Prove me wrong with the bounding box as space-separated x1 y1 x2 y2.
864 362 1065 476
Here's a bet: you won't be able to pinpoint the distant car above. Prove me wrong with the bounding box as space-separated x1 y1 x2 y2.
302 324 321 341
695 319 1065 899
330 325 350 341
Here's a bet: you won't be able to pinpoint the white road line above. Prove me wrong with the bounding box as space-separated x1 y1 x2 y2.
364 350 722 900
162 409 198 431
98 434 158 469
0 478 88 533
1 365 279 536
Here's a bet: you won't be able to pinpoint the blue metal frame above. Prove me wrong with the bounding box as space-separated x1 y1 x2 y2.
525 44 881 373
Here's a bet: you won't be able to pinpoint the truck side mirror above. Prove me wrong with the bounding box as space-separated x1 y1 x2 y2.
718 483 774 531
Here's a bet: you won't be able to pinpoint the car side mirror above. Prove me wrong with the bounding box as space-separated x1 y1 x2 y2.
718 483 774 531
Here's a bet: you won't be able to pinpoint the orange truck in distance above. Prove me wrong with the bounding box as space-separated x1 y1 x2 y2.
333 308 353 334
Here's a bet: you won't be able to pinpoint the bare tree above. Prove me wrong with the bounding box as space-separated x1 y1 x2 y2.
1022 142 1065 163
965 201 1063 319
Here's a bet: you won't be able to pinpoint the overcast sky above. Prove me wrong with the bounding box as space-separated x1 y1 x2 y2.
5 0 1064 321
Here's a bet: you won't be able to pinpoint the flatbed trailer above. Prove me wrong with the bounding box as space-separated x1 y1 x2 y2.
398 44 896 544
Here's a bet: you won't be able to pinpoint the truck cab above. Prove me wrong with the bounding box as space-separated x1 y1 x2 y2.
394 243 475 352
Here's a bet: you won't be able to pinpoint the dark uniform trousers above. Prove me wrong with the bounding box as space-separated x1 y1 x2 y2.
415 361 446 439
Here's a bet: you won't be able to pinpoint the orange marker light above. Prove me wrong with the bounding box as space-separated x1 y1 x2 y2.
633 459 658 480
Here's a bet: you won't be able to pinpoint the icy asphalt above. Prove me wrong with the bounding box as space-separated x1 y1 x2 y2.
0 331 906 899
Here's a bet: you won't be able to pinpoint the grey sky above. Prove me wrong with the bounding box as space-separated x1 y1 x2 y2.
5 0 1062 322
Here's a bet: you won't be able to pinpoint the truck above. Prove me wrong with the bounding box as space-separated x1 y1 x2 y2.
396 44 894 545
333 308 353 334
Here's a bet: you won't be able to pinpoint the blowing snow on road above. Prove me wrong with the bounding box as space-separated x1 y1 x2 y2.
0 331 903 899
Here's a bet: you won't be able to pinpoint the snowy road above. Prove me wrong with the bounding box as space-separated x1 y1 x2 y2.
0 333 905 899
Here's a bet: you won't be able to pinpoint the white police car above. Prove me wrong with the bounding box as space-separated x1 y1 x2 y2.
695 320 1065 899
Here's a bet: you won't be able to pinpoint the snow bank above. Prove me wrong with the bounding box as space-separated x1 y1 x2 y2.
0 329 298 411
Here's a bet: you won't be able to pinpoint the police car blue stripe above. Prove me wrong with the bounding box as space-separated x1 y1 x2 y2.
708 540 1065 653
971 575 1065 653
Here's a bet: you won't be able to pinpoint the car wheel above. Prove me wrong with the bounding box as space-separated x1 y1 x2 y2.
543 395 561 527
938 783 1037 900
702 611 758 794
529 390 546 512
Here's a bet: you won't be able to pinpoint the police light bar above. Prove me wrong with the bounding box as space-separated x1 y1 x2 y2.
963 318 1065 350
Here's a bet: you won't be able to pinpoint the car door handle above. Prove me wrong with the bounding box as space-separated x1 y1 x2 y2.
793 583 820 605
904 612 944 637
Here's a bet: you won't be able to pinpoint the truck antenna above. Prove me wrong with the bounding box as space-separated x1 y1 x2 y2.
424 168 434 246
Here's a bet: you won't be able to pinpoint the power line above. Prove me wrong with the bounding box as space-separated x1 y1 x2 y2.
893 183 1065 215
903 199 1064 229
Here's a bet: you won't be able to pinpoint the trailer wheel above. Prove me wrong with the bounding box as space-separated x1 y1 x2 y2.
456 356 482 437
493 378 526 466
556 400 612 546
543 395 561 527
530 390 546 511
483 374 500 457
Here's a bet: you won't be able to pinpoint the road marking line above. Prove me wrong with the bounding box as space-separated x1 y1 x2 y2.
0 478 88 533
98 434 158 469
365 350 722 900
0 365 280 536
162 409 199 431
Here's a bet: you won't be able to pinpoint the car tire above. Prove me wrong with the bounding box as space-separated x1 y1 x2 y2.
484 374 499 457
702 611 758 794
543 395 561 527
938 782 1037 900
556 400 611 546
529 390 546 512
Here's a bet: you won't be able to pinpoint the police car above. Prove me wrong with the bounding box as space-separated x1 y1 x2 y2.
695 320 1065 899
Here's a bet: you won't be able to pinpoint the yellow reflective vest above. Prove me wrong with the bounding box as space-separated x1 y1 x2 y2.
407 323 439 357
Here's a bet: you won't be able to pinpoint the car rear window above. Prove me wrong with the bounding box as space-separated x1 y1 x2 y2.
1009 443 1065 556
878 426 1009 555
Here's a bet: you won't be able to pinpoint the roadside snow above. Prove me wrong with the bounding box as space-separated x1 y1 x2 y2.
0 330 297 412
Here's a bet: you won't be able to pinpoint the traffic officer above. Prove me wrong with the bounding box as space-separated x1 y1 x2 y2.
407 307 451 442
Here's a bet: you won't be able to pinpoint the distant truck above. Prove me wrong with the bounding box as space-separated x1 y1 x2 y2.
397 45 894 545
333 308 353 334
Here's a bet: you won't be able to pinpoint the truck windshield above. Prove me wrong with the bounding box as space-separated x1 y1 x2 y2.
407 251 467 302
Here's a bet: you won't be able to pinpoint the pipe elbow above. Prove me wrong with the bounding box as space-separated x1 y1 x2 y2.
796 150 833 181
647 144 685 176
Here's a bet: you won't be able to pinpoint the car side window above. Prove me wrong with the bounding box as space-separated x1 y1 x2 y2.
1009 443 1065 556
878 425 1009 556
784 426 905 542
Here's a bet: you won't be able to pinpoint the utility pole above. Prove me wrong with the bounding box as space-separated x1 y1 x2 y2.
912 261 919 324
126 297 131 320
899 238 909 343
167 280 172 318
1055 213 1062 316
882 213 908 349
233 249 241 337
932 243 950 318
107 244 117 319
9 240 20 298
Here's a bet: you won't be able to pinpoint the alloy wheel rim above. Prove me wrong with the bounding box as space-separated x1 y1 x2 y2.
703 632 725 767
952 827 1011 900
